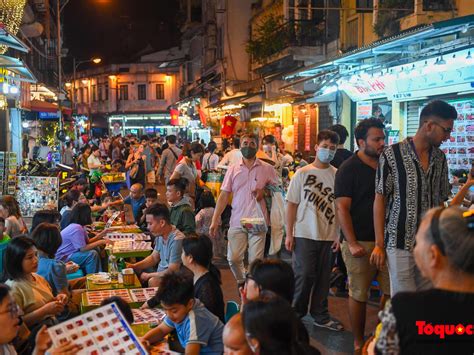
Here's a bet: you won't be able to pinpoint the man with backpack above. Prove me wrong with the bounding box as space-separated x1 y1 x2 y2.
157 135 182 184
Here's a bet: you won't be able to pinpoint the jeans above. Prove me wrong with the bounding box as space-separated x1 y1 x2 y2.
386 248 432 296
69 250 102 274
227 227 265 284
292 238 333 323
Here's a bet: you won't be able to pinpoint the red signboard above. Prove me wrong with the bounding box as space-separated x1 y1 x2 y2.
293 115 298 148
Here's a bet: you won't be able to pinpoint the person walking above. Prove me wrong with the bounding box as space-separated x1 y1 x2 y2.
157 135 182 184
285 130 343 331
371 100 457 295
210 134 278 286
335 118 390 351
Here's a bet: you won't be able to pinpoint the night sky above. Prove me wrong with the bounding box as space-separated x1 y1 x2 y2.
63 0 181 71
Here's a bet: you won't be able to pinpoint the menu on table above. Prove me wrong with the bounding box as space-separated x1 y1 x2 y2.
47 303 146 355
106 233 150 241
132 308 166 325
86 289 133 306
130 287 159 303
109 241 153 253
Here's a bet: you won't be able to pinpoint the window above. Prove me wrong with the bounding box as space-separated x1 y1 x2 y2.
105 84 109 100
119 85 128 100
346 18 359 51
83 87 89 103
92 85 97 102
138 84 147 100
98 85 103 101
156 84 165 100
356 0 374 13
74 89 79 103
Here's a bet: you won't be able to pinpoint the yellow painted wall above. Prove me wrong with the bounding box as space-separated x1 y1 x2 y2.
251 0 284 38
457 0 474 16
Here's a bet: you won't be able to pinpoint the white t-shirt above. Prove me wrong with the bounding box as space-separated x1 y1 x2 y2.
202 153 219 170
286 164 338 241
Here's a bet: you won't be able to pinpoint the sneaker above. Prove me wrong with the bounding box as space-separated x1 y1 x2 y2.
313 319 344 332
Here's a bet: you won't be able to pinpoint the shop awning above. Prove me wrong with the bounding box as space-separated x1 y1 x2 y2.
284 14 474 82
0 55 37 83
206 92 263 109
0 28 29 53
29 99 71 116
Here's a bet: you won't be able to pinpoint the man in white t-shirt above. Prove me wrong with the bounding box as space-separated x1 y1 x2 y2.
285 130 343 332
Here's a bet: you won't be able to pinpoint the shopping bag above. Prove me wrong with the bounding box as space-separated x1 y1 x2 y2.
240 197 268 234
269 191 285 255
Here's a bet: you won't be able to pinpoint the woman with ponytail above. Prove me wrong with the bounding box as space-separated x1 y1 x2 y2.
181 234 225 322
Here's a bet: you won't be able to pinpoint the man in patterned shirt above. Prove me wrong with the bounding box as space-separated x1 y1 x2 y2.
371 100 456 295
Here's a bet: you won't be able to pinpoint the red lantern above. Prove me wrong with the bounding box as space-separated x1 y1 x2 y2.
170 108 179 126
221 115 237 136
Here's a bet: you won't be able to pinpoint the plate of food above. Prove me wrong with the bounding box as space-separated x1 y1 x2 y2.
87 273 111 284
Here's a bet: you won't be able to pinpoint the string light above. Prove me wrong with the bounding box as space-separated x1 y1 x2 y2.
0 0 27 54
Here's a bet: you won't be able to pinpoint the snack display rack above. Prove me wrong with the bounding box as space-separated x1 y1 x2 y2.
16 176 59 217
0 152 17 196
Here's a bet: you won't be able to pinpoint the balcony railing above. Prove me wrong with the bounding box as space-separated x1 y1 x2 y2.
247 18 325 64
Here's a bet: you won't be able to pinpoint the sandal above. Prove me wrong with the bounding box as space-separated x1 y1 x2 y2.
313 319 344 332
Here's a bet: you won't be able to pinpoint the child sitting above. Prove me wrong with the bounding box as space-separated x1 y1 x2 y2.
139 188 159 230
141 271 224 353
166 178 195 234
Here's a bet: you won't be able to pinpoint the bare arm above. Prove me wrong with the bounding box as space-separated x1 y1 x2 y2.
142 322 173 344
169 169 181 181
285 202 298 251
450 177 473 206
370 193 387 269
125 154 136 169
81 239 107 251
185 344 201 355
209 191 231 238
336 197 366 257
129 251 160 271
373 193 386 249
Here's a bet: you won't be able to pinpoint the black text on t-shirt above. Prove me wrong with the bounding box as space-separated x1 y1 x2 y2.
303 175 336 225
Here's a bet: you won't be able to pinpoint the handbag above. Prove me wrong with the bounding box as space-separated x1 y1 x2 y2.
129 161 139 179
201 153 213 183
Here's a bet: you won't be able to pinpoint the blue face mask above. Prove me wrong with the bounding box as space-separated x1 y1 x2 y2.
317 148 336 164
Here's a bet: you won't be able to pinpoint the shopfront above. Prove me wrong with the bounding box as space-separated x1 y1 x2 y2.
282 15 474 154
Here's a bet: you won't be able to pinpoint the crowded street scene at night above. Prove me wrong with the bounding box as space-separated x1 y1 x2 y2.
0 0 473 354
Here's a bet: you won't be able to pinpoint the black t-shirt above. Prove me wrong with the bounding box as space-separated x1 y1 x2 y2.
391 289 474 354
334 153 376 242
331 148 353 169
194 272 225 323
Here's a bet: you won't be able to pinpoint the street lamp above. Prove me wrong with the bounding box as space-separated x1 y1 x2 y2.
72 57 102 111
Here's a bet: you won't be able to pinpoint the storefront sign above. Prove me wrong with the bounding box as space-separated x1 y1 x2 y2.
356 101 373 121
38 111 60 120
391 66 474 101
341 78 387 101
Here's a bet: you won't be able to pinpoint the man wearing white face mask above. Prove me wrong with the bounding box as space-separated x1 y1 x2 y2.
285 130 344 331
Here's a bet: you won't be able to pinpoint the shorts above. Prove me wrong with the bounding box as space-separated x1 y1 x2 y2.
341 241 390 302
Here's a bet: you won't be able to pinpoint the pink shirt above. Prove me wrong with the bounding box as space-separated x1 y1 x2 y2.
221 158 278 228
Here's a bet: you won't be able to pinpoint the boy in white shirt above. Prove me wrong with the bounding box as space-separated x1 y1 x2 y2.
285 130 343 331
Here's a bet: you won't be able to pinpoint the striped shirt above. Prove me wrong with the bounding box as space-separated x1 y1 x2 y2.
375 138 450 251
